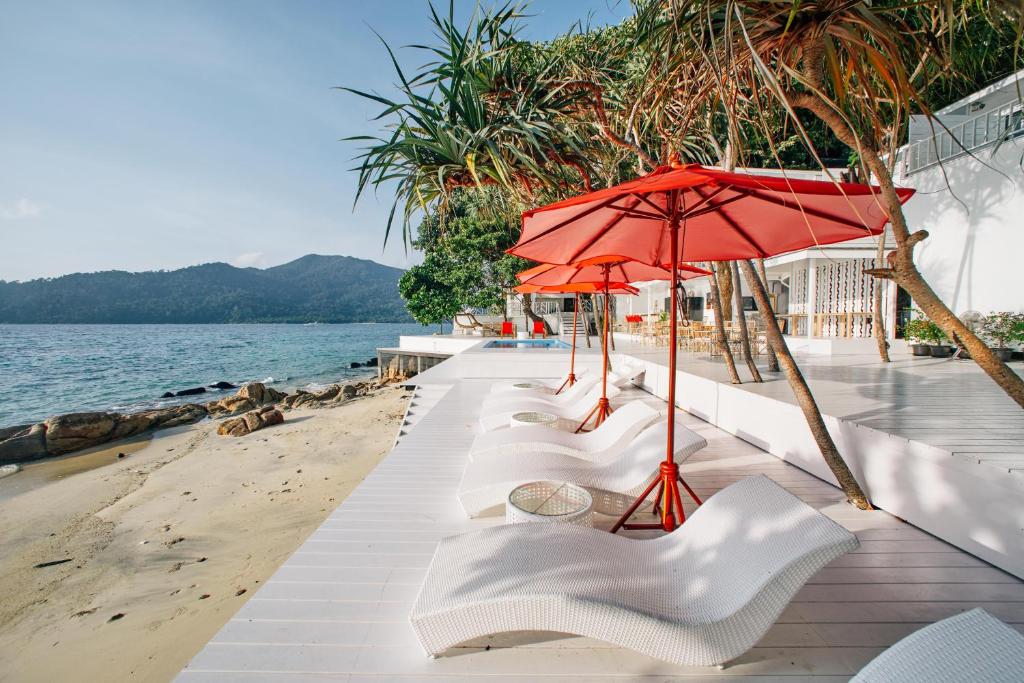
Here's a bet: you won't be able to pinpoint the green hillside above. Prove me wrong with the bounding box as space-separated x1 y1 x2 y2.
0 254 412 323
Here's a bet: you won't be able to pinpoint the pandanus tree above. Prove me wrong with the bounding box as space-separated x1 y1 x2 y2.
632 0 1024 409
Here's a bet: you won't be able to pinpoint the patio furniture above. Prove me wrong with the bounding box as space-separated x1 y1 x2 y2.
530 320 546 338
484 375 598 409
608 362 645 388
478 384 621 432
457 418 705 517
851 608 1024 683
411 475 859 667
469 400 660 462
500 321 515 337
454 312 501 336
506 481 593 526
510 410 557 429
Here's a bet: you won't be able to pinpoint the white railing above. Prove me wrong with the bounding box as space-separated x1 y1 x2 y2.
899 100 1024 175
508 298 561 317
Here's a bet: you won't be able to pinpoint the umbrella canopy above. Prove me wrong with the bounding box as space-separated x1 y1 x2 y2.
514 281 639 295
511 163 914 268
517 261 710 288
509 162 913 534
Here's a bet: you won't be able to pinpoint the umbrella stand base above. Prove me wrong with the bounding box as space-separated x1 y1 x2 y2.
555 373 577 395
574 398 612 433
610 461 702 534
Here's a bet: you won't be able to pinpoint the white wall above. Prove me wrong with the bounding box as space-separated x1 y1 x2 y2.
895 137 1024 315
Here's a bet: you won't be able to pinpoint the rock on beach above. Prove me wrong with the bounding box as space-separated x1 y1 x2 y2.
217 406 284 437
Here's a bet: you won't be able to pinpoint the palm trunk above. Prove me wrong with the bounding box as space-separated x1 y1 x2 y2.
717 262 734 321
740 259 872 509
789 88 1024 408
708 262 742 384
730 260 763 382
608 294 616 351
754 258 781 372
872 234 891 363
583 296 592 348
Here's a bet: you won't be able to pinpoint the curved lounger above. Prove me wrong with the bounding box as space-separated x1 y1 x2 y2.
411 475 859 667
608 362 645 388
478 384 621 432
482 375 598 410
468 401 660 462
491 369 588 395
458 418 706 517
851 608 1024 683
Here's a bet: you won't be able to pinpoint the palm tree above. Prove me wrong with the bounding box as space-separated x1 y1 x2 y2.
342 3 596 245
633 0 1024 409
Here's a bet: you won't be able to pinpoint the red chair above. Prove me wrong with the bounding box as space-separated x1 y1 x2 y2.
531 320 546 338
501 321 514 337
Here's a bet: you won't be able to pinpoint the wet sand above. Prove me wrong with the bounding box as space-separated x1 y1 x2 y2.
0 384 410 683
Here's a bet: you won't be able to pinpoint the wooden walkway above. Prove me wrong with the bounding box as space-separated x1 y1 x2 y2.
177 379 1024 681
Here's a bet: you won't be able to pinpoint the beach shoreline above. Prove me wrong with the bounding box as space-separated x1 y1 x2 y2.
0 383 410 683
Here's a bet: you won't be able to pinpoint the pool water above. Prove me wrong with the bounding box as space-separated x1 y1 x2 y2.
483 339 571 349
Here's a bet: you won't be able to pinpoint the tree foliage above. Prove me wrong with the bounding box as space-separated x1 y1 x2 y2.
398 189 530 325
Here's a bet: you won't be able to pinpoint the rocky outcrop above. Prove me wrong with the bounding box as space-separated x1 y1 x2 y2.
44 412 120 455
216 405 284 437
279 382 371 410
0 423 48 463
206 382 285 417
144 404 208 429
0 380 375 464
174 387 207 396
209 381 236 390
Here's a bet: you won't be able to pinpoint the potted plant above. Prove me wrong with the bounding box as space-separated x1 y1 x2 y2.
980 312 1024 362
903 317 932 356
924 320 953 357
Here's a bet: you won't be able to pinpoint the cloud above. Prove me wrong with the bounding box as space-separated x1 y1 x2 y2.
231 251 267 268
0 199 43 220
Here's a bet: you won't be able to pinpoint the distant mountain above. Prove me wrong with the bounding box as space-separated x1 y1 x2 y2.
0 254 413 323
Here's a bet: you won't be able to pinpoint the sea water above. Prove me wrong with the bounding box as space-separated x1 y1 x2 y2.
0 323 443 428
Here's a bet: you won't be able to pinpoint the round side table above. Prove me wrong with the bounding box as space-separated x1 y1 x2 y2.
506 480 593 526
510 411 557 429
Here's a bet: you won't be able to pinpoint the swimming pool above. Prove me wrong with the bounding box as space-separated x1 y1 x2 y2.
483 339 571 350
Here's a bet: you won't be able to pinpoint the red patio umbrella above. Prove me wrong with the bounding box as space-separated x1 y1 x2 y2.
510 162 913 533
514 280 638 395
518 261 710 430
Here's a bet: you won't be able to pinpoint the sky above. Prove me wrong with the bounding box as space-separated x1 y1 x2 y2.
0 0 629 282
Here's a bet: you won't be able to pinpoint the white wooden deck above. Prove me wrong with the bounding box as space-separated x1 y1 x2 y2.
177 378 1023 681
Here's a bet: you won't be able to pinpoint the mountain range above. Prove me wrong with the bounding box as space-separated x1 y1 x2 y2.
0 254 412 324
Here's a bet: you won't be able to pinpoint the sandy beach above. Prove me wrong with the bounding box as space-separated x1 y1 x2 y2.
0 384 410 683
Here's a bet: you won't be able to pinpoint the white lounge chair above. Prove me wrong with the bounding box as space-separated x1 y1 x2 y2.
851 608 1024 683
469 400 660 462
608 361 645 388
491 369 588 395
478 384 622 432
411 475 859 667
482 375 599 410
458 418 705 517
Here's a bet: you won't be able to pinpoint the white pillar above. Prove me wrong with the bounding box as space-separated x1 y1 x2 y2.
805 257 817 338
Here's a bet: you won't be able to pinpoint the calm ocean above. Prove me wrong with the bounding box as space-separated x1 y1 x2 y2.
0 323 442 429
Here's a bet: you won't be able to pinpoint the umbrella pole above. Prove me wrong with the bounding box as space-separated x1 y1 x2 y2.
612 197 702 534
557 293 579 394
575 268 614 432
